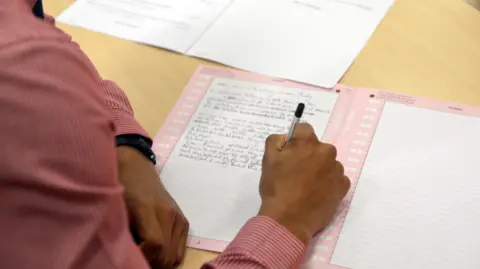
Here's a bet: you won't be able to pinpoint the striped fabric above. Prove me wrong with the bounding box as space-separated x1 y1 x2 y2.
204 217 305 269
0 1 307 268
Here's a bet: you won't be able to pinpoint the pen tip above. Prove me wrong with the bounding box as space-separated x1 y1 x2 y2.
295 103 305 118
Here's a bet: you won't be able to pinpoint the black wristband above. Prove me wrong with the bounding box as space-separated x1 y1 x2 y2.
116 134 156 165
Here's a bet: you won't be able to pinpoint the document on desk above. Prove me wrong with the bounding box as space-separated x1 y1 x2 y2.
57 0 233 52
154 66 480 268
58 0 394 87
188 0 395 87
157 67 342 245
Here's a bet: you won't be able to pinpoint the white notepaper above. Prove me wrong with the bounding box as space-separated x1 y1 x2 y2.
57 0 233 53
160 78 338 241
58 0 394 87
331 103 480 269
188 0 395 87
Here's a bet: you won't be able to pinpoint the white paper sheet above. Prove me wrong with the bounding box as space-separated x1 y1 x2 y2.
58 0 394 87
160 78 338 241
188 0 395 87
331 102 480 269
57 0 232 53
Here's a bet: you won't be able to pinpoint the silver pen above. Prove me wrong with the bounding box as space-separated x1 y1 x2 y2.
283 103 305 148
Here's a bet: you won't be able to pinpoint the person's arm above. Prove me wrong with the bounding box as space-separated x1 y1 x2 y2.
100 79 150 139
203 124 351 269
40 12 190 268
203 217 305 269
0 37 147 268
42 4 148 140
1 8 188 268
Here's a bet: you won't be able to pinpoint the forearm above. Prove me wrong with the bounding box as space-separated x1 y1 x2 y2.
202 217 305 269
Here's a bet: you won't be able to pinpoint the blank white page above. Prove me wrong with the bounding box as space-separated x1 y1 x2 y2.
57 0 232 53
331 102 480 269
188 0 394 87
160 78 338 242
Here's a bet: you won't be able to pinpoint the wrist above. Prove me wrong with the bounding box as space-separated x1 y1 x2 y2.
116 134 156 165
116 146 143 164
258 203 312 245
116 146 159 189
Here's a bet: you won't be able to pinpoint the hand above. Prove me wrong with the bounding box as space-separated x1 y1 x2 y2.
258 123 350 244
117 146 189 269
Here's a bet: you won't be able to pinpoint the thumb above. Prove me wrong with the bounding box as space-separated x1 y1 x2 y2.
265 134 286 152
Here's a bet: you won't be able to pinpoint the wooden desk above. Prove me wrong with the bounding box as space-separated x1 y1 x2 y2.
45 0 480 267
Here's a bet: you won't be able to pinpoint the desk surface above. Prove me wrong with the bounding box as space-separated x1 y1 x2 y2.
46 0 480 267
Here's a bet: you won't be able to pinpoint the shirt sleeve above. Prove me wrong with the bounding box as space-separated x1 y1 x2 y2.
0 37 147 268
100 79 150 139
46 14 149 139
202 217 306 269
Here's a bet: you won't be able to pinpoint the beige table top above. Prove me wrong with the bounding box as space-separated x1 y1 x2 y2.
46 0 480 267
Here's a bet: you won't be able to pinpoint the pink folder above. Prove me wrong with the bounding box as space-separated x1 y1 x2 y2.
154 66 480 269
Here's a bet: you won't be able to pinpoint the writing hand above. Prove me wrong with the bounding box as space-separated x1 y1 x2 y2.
117 147 189 269
258 123 350 244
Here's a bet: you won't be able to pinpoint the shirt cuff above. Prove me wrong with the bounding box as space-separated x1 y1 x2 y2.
214 216 306 268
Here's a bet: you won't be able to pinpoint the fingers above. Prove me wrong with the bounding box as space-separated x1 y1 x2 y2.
265 134 285 152
334 160 344 176
165 214 182 268
151 205 175 268
136 208 166 265
165 211 189 268
177 215 189 265
135 205 176 269
293 123 317 141
315 143 338 172
147 204 189 269
265 123 318 153
323 143 338 160
342 176 351 197
332 161 351 199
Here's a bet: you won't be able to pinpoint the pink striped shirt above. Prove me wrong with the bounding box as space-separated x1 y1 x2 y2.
0 1 306 268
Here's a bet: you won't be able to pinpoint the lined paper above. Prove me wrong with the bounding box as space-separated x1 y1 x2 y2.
160 78 338 241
